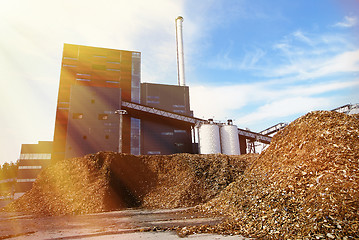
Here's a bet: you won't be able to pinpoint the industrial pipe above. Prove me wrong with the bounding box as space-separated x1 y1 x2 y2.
176 16 186 86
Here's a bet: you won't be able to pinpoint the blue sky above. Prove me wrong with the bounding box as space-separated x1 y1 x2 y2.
0 0 358 165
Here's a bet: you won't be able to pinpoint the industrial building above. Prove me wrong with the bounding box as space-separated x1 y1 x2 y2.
52 44 141 162
140 83 193 154
14 141 52 199
52 43 196 161
14 16 274 198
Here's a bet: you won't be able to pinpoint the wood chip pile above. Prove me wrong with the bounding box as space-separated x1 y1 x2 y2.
4 153 252 215
142 154 253 208
184 111 359 239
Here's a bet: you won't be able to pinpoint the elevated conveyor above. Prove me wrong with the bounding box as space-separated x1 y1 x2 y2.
259 122 288 136
121 101 272 144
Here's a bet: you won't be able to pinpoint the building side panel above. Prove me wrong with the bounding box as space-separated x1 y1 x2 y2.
64 85 121 159
53 44 140 161
141 83 192 155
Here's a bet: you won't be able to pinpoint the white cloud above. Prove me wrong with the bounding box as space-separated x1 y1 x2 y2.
190 79 359 130
189 84 250 120
267 26 359 81
293 30 313 45
333 16 358 28
268 49 359 80
236 97 331 127
205 46 266 71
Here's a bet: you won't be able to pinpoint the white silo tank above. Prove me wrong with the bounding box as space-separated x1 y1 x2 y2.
220 120 240 155
198 120 221 154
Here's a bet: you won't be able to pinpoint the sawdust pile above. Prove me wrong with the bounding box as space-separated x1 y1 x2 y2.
142 154 252 208
184 111 359 239
4 153 252 215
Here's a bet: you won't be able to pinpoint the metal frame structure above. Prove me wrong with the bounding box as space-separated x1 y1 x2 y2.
122 101 272 145
122 101 203 125
332 103 359 114
259 122 288 136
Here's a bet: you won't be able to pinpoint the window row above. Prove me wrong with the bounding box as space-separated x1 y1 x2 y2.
19 166 42 170
20 153 51 160
161 130 187 135
16 179 36 183
73 113 110 120
147 151 161 155
81 135 111 140
173 110 186 114
63 64 127 72
75 79 120 84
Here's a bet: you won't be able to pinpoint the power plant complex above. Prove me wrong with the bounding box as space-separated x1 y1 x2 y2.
12 16 358 199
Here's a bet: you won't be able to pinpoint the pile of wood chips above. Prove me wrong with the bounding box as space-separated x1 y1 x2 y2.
182 111 358 239
4 110 358 239
4 152 252 216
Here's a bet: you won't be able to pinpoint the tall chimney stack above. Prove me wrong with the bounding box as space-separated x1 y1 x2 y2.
175 16 186 86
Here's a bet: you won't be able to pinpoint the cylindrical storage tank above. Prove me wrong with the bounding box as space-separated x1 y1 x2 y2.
220 121 240 155
198 123 221 154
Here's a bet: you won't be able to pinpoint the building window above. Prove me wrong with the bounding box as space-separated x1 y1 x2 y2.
106 81 120 84
73 113 83 119
174 110 186 114
173 105 185 108
147 151 161 155
161 132 174 136
76 73 91 77
76 78 91 82
16 179 36 183
147 100 160 104
98 114 108 120
174 130 186 133
64 57 78 60
147 96 160 99
63 64 76 68
20 153 51 160
18 166 42 170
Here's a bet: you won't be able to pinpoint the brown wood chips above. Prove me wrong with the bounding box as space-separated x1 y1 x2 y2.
186 111 359 239
3 110 358 239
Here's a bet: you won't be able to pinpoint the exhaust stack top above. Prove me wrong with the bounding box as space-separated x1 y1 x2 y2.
176 16 186 86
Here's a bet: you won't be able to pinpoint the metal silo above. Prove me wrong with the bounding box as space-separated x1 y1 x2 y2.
220 120 240 155
198 120 221 154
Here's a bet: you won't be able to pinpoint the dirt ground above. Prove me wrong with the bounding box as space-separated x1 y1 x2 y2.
0 208 250 239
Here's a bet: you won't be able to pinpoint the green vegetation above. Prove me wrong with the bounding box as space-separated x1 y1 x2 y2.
0 161 18 198
0 161 18 180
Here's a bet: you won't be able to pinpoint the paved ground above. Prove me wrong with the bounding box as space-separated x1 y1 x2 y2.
0 208 250 239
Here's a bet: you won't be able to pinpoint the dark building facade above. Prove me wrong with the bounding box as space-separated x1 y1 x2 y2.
52 44 140 161
15 141 52 199
64 85 122 159
140 83 193 154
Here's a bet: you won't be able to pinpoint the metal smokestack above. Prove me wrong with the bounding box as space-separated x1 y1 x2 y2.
175 16 186 86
